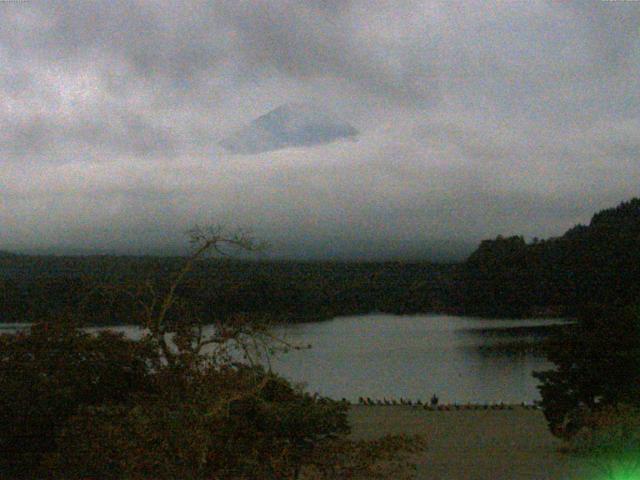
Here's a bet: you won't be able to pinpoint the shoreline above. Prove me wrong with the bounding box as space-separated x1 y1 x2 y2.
352 400 541 410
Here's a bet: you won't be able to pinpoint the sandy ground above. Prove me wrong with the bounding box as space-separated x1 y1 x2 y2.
348 406 600 480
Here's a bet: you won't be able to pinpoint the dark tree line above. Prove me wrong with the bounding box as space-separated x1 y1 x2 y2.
459 198 640 317
0 259 457 325
1 198 639 324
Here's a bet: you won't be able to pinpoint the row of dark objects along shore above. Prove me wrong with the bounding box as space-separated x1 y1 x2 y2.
354 397 541 410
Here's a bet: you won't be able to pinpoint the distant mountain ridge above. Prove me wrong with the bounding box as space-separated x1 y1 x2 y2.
220 103 358 154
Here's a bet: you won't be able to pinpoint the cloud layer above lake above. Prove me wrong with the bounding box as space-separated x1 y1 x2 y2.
2 1 639 258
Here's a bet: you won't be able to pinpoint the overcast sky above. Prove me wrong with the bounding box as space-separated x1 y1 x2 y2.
1 1 639 259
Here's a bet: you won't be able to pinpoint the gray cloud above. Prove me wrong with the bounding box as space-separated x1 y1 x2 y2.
1 0 639 258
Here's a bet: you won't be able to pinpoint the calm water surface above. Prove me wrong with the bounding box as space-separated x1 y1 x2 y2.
0 314 567 404
268 314 566 404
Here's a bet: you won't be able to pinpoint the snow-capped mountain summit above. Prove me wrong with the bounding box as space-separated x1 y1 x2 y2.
220 103 358 154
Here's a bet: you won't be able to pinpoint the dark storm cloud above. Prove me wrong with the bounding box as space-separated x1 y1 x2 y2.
1 1 639 257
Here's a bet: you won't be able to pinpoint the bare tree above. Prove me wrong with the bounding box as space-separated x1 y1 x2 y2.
115 225 303 373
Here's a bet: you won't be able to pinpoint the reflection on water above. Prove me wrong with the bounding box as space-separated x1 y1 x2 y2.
0 314 570 404
269 314 569 404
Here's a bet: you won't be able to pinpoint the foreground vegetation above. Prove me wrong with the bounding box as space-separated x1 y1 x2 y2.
534 304 640 438
0 229 425 479
532 303 640 478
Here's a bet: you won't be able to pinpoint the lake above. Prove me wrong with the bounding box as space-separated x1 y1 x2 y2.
0 314 567 404
269 314 566 404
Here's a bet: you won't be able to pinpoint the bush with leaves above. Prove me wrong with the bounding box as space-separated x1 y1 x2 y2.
533 303 640 438
45 365 354 479
47 368 425 480
3 227 426 479
0 318 157 479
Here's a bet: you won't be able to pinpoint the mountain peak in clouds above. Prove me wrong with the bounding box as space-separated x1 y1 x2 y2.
220 103 358 154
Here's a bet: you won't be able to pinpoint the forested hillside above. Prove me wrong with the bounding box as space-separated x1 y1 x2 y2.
459 198 640 316
0 257 457 324
1 198 638 323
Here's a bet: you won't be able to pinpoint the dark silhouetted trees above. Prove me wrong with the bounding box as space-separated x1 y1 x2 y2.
533 304 640 438
459 198 640 316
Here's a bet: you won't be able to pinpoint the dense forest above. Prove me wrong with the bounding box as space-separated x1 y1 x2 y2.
460 198 640 316
0 256 457 325
1 197 638 324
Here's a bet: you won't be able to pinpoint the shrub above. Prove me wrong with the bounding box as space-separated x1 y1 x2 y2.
45 365 354 479
2 229 426 478
533 303 640 438
0 318 157 479
47 368 426 479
